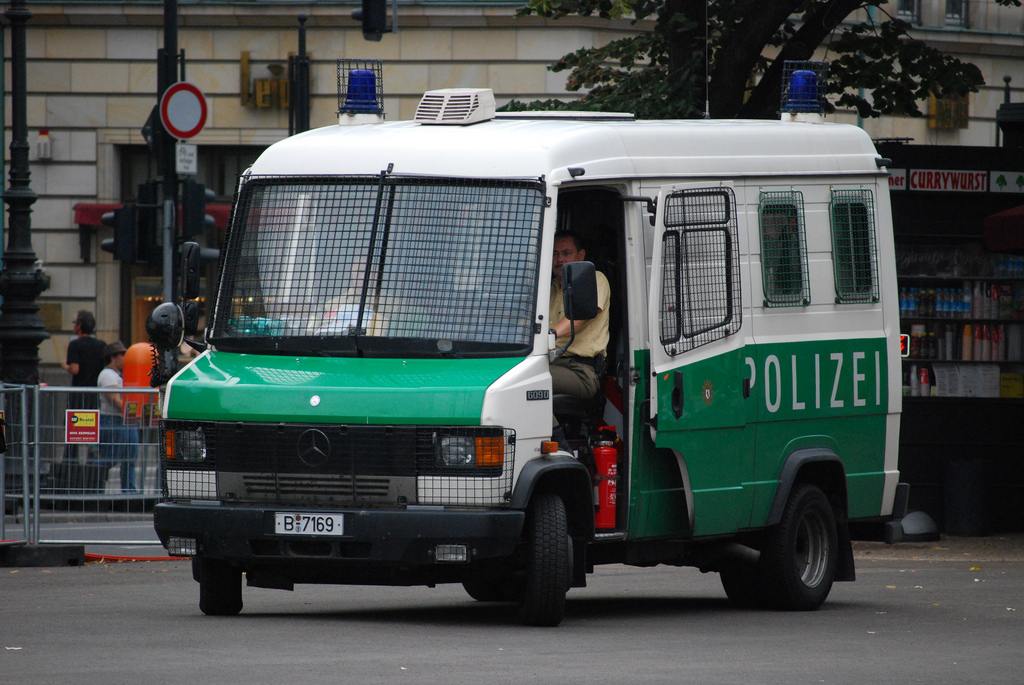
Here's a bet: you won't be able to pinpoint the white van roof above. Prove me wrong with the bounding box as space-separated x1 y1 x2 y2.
250 115 885 183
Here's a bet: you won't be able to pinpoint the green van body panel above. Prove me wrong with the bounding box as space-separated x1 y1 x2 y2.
652 348 755 537
643 336 890 537
165 351 522 424
627 349 692 540
746 337 889 524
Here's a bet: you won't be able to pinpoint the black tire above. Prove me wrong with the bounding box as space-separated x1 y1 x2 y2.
518 493 569 627
197 557 243 616
719 561 767 609
759 484 838 611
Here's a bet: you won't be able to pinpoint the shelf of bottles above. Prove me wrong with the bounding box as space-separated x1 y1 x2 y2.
898 246 1024 400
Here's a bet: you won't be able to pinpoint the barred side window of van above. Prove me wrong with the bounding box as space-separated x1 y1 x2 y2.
830 189 879 303
210 175 544 356
759 191 810 307
659 187 742 355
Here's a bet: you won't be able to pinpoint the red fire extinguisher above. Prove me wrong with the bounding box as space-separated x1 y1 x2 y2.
593 438 618 530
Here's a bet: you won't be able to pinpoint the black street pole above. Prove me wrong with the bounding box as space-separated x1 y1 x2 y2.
0 0 49 384
290 14 311 136
159 0 179 303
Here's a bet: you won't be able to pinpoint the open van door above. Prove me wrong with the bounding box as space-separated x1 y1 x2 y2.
644 183 755 537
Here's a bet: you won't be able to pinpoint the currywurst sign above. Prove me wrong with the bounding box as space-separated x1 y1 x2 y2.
888 168 1024 193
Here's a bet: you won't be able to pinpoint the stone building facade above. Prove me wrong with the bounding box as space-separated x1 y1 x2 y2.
3 0 1021 382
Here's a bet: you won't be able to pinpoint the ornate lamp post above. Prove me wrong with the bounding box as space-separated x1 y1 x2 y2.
0 0 49 384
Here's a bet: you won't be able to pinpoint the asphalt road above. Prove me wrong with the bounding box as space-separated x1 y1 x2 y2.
2 546 1022 685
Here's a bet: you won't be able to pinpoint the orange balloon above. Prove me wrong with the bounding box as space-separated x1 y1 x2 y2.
123 342 155 419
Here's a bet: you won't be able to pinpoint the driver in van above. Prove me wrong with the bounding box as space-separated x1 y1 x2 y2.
549 230 611 443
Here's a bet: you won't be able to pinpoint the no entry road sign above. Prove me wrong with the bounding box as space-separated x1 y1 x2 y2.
160 82 208 140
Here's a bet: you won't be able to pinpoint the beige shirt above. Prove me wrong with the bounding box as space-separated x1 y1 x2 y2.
549 270 610 359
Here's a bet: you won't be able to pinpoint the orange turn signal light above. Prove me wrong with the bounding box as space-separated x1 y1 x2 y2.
474 437 505 467
541 440 559 454
163 430 176 459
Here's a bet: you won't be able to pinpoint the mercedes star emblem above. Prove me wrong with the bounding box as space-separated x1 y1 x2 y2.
296 428 331 466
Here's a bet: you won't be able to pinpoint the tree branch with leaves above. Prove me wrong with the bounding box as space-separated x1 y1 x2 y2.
509 0 1019 119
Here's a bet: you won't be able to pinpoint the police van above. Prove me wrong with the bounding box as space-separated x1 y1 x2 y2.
151 62 906 626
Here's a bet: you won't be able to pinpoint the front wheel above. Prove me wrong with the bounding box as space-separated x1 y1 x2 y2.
518 493 570 626
759 484 838 611
196 556 243 616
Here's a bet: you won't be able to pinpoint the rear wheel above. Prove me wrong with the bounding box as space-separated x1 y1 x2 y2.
759 484 838 611
518 493 570 626
197 556 243 616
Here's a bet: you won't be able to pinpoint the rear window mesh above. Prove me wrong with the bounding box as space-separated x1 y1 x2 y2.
759 190 810 307
831 189 879 303
659 187 742 355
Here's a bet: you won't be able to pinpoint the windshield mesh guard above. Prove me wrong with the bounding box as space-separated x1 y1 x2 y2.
210 175 545 356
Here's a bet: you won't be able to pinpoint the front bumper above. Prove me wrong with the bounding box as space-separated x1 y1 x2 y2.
154 502 525 571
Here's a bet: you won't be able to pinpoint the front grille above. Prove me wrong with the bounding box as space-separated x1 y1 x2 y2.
220 472 410 507
163 420 515 507
209 423 419 477
246 474 392 498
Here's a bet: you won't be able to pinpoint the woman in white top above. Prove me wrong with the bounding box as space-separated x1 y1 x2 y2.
96 341 139 492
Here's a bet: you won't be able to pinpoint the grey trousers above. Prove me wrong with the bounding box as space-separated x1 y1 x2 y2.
550 356 601 427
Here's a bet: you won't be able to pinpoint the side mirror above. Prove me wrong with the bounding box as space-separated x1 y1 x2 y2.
146 301 185 351
562 261 598 321
181 241 202 301
182 300 200 336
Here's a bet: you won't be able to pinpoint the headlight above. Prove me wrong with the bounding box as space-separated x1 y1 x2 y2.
434 433 506 469
438 435 475 466
166 427 207 462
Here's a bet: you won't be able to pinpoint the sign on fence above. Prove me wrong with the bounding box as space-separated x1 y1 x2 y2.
65 410 100 444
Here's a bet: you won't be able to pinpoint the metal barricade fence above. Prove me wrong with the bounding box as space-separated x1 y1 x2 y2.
1 385 30 547
30 385 162 547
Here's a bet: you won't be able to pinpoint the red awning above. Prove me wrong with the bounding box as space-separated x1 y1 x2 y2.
984 204 1024 252
73 203 122 226
207 204 231 229
74 202 231 230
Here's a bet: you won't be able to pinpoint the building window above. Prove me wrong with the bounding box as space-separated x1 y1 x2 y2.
830 189 879 304
946 0 968 27
121 145 264 202
897 0 920 24
115 144 264 344
759 190 810 307
659 186 742 355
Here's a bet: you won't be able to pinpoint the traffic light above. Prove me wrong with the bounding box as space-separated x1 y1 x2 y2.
181 179 215 240
100 206 137 263
352 0 388 41
100 180 161 265
136 179 160 265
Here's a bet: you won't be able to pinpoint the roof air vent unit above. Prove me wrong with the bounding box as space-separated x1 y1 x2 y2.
414 88 496 125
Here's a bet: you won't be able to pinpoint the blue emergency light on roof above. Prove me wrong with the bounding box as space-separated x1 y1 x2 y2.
787 71 818 110
345 69 379 112
781 60 828 115
337 58 384 117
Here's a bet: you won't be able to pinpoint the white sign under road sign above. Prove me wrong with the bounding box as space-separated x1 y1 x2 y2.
160 82 207 140
176 142 198 175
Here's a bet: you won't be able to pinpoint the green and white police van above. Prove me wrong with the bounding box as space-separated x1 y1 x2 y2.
151 63 906 626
